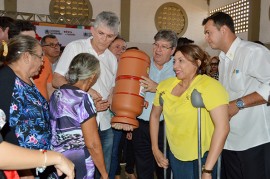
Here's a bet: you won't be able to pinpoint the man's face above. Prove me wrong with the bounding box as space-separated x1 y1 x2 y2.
42 37 61 61
91 24 117 54
204 20 223 50
109 39 127 61
152 39 175 67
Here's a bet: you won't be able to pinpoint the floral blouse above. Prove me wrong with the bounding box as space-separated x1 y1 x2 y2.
9 77 51 149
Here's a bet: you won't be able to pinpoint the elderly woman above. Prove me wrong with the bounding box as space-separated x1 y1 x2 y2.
49 53 108 179
150 44 230 179
0 35 52 178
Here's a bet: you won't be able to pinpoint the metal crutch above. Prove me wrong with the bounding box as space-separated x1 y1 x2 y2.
159 93 173 179
191 89 205 179
191 89 221 179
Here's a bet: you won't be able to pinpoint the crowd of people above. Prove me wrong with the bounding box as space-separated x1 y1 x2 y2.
0 10 270 179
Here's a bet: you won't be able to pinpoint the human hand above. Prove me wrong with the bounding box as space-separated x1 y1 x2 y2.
94 98 110 112
126 132 132 140
140 76 158 93
54 153 75 179
152 148 169 169
111 123 134 131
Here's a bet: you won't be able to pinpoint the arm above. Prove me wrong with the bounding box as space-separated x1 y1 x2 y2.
81 117 108 179
47 83 55 100
149 105 169 169
229 92 267 119
203 104 230 178
0 141 75 178
52 72 67 88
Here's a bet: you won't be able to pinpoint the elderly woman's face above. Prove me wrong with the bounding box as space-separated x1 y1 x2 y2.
173 51 198 80
29 45 44 77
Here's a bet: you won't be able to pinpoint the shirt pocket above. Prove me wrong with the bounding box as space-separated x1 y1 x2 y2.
229 70 245 92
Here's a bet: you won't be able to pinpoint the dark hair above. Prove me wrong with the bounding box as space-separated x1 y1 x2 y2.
0 16 15 31
202 11 235 33
175 44 209 74
154 30 178 48
177 37 194 47
66 53 100 85
0 35 40 64
8 19 36 39
108 35 126 48
40 34 57 46
126 46 139 51
253 40 265 46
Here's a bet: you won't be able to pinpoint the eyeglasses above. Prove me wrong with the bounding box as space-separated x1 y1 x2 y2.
42 43 61 48
31 52 44 61
210 62 219 66
152 43 172 51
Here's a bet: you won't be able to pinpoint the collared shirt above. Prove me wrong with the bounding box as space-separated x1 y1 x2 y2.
54 37 118 131
219 37 270 151
138 56 175 121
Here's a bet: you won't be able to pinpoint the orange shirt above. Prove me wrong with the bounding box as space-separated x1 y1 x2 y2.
33 56 53 101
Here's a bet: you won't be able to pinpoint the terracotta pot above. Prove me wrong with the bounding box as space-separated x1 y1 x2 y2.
111 49 150 129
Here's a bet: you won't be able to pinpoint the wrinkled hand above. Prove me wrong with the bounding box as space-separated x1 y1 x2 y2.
54 154 75 179
94 98 110 112
140 76 158 93
126 132 132 140
152 148 169 169
111 123 134 131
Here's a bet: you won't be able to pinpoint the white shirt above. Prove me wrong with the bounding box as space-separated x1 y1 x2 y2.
55 37 118 131
219 37 270 151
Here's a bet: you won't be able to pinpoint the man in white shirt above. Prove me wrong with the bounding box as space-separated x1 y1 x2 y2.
52 11 120 178
203 11 270 179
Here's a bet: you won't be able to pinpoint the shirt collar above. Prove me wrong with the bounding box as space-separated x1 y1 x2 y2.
220 37 241 61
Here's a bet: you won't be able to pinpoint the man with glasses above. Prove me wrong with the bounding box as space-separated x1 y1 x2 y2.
132 30 177 179
41 35 61 72
52 11 120 179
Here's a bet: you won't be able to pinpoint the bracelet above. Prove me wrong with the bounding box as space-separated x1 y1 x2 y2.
36 149 47 175
202 165 213 174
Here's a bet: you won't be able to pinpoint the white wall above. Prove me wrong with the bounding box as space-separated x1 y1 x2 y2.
260 0 270 44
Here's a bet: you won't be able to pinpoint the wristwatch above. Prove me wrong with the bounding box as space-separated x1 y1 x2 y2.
202 165 212 174
236 98 245 110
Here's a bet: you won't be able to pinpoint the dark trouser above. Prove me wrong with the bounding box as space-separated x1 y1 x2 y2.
125 137 136 174
221 142 270 179
132 119 170 179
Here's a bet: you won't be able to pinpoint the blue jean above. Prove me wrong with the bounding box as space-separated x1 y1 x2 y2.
169 150 217 179
109 128 123 179
95 127 114 179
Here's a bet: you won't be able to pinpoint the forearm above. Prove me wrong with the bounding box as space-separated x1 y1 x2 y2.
204 124 229 170
0 141 62 170
235 92 267 108
87 140 108 178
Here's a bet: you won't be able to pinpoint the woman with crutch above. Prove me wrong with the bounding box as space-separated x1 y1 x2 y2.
149 44 230 179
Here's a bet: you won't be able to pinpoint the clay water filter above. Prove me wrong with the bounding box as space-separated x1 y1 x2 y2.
111 49 150 129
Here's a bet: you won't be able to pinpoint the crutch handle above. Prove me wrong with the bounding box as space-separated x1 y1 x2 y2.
191 89 205 108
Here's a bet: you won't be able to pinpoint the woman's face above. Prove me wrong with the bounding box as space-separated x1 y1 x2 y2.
173 51 199 80
210 57 219 72
109 39 127 61
29 45 44 77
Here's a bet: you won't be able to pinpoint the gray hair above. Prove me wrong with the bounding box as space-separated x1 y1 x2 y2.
92 11 120 35
154 30 178 48
66 53 100 84
0 34 40 64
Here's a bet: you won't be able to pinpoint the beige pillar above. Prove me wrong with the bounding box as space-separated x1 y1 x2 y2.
248 0 261 41
120 0 130 41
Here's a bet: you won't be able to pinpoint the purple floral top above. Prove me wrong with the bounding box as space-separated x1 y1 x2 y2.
50 85 96 179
